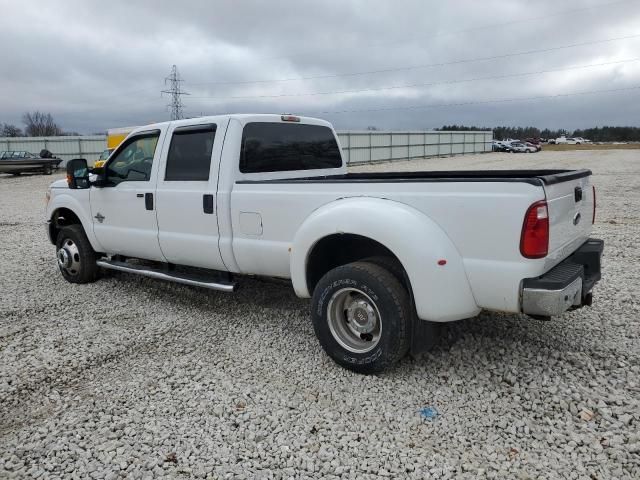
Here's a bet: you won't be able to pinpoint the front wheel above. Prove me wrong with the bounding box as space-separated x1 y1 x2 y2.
311 261 412 374
56 225 100 283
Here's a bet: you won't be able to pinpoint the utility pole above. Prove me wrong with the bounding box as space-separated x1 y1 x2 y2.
162 65 189 120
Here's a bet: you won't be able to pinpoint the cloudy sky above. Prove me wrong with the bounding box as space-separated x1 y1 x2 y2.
1 0 639 133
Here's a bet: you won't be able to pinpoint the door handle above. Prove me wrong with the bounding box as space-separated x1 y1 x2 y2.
145 193 153 210
203 194 214 214
136 193 144 198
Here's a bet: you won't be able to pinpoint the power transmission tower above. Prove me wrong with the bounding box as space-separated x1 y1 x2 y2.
162 65 189 120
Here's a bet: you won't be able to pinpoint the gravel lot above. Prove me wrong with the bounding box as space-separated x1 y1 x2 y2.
1 150 638 479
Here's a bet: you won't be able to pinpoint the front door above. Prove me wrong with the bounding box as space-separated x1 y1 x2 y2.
90 129 166 261
155 120 228 270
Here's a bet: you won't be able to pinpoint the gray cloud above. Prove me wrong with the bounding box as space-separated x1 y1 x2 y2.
1 0 639 133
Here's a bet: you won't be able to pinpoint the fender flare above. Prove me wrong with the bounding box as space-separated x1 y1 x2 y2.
291 197 480 322
48 192 104 252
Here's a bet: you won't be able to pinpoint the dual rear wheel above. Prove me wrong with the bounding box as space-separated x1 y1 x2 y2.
311 260 413 374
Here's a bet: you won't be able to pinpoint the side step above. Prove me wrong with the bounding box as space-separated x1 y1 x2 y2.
96 259 236 292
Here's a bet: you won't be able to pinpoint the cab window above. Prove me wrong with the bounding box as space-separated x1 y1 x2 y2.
240 122 342 173
106 132 159 186
165 124 216 181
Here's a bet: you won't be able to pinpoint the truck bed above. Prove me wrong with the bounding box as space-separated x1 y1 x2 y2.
232 165 594 314
237 169 592 186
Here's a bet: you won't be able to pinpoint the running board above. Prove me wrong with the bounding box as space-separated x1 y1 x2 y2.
96 259 236 292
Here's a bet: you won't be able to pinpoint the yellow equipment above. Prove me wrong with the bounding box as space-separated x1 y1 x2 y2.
94 126 137 168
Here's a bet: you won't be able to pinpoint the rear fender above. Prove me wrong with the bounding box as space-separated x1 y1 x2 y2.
291 197 480 322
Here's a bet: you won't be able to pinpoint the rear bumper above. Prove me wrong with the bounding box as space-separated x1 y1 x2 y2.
521 238 603 318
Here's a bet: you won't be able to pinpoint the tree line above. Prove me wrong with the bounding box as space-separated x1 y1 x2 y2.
437 125 640 142
1 111 65 137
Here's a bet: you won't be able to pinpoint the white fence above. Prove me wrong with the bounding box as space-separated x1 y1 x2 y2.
0 136 105 164
0 130 492 166
337 131 493 165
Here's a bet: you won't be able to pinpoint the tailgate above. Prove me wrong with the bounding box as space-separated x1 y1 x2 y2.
542 170 594 266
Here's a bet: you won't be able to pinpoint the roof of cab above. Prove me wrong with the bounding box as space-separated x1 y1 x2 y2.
131 114 332 134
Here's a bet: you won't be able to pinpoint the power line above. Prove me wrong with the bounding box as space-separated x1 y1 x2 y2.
189 33 640 87
161 65 189 120
301 85 640 115
188 58 640 100
241 0 635 63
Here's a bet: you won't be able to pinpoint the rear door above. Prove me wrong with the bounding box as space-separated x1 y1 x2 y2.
155 119 229 270
543 172 594 266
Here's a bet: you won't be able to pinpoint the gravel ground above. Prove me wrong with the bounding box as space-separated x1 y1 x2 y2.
0 150 638 479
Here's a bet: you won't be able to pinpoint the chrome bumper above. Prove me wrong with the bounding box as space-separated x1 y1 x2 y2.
522 276 582 316
521 238 603 318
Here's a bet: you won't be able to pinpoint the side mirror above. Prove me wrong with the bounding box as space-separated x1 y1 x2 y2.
66 158 90 189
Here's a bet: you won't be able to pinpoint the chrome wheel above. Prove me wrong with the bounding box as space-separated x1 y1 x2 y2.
57 238 81 276
327 288 382 353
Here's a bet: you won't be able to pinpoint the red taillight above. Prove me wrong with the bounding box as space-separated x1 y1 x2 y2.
592 185 596 224
520 200 549 259
281 114 300 122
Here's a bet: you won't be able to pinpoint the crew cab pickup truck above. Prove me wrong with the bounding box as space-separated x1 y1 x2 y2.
46 114 603 373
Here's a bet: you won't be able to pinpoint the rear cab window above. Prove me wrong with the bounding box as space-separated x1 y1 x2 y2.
240 122 342 173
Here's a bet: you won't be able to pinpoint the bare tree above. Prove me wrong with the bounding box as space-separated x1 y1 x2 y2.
22 111 62 137
1 123 23 137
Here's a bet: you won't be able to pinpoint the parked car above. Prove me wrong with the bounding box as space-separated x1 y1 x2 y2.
556 137 585 145
509 141 537 153
47 114 603 373
492 141 511 152
572 137 590 144
0 151 61 175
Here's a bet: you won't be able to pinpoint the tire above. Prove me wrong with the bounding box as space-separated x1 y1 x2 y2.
43 163 52 175
55 225 100 283
363 256 406 288
311 261 412 374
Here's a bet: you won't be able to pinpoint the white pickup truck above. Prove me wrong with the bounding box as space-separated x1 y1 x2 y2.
46 114 603 373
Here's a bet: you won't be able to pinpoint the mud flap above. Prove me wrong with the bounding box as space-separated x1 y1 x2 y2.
409 315 440 358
